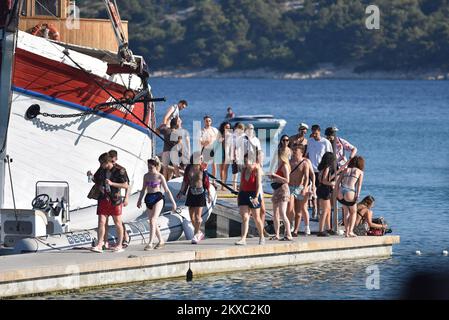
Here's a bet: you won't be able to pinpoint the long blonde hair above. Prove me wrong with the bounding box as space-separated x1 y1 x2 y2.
278 148 291 171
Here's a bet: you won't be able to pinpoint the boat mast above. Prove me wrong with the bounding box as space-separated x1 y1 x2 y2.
102 0 136 69
0 0 20 208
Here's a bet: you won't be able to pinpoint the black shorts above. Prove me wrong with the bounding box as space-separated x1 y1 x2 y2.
238 191 261 209
144 192 165 210
314 172 320 186
186 190 207 207
317 185 333 200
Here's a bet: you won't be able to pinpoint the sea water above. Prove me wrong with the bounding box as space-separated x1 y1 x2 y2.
36 79 449 300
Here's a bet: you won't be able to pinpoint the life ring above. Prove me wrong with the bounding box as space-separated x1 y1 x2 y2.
29 23 60 41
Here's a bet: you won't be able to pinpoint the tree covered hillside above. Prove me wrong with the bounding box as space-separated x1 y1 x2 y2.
77 0 449 72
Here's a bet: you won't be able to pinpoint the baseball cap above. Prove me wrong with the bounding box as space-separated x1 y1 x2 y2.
298 123 309 130
325 126 339 136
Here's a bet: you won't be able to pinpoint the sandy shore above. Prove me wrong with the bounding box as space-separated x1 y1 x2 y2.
151 64 449 80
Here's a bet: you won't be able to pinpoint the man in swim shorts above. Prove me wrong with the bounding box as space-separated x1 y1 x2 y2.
288 143 310 236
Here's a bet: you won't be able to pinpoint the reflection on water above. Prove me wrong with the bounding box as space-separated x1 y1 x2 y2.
35 257 410 300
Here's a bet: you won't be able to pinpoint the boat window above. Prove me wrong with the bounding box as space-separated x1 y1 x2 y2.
34 0 59 17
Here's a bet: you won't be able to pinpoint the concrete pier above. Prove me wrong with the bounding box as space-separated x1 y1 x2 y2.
0 235 399 298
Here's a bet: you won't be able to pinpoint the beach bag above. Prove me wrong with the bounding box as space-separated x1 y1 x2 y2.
87 184 101 200
367 217 388 236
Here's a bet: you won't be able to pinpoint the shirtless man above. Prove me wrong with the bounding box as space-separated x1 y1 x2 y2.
289 123 308 154
288 144 310 236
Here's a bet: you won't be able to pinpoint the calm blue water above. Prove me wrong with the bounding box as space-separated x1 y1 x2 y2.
42 79 449 299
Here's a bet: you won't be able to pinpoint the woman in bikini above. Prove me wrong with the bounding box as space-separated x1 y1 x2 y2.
235 153 265 245
137 158 177 250
269 147 292 241
316 152 336 237
335 156 365 237
177 152 212 244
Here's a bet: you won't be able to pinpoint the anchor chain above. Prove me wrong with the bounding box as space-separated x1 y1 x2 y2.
25 102 126 120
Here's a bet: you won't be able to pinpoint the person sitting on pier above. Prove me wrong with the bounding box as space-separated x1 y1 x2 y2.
90 153 129 253
162 100 188 127
335 156 365 237
177 152 212 244
316 152 336 237
269 147 293 241
235 153 265 245
137 157 177 250
288 143 310 237
353 195 388 236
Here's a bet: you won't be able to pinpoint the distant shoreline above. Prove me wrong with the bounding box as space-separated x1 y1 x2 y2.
151 65 449 80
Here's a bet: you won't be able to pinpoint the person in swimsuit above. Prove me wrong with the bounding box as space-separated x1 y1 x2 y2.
268 146 292 241
335 156 365 237
289 123 309 154
354 196 388 234
288 143 310 236
235 153 265 245
137 158 177 250
218 121 232 191
177 152 212 244
316 152 336 237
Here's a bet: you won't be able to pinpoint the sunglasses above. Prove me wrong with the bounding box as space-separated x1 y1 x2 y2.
282 139 289 142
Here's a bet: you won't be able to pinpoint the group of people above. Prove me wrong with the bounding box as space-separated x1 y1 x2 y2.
87 101 388 252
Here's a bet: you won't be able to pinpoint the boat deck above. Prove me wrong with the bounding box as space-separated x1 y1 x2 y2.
0 235 399 298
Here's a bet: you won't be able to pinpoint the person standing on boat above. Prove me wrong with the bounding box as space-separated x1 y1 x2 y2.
268 148 293 241
289 123 309 154
335 156 365 237
158 117 183 180
177 152 212 244
137 157 177 250
306 125 333 220
235 153 265 245
91 153 129 253
225 106 235 120
200 115 219 183
288 143 310 237
162 100 188 127
324 127 357 169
